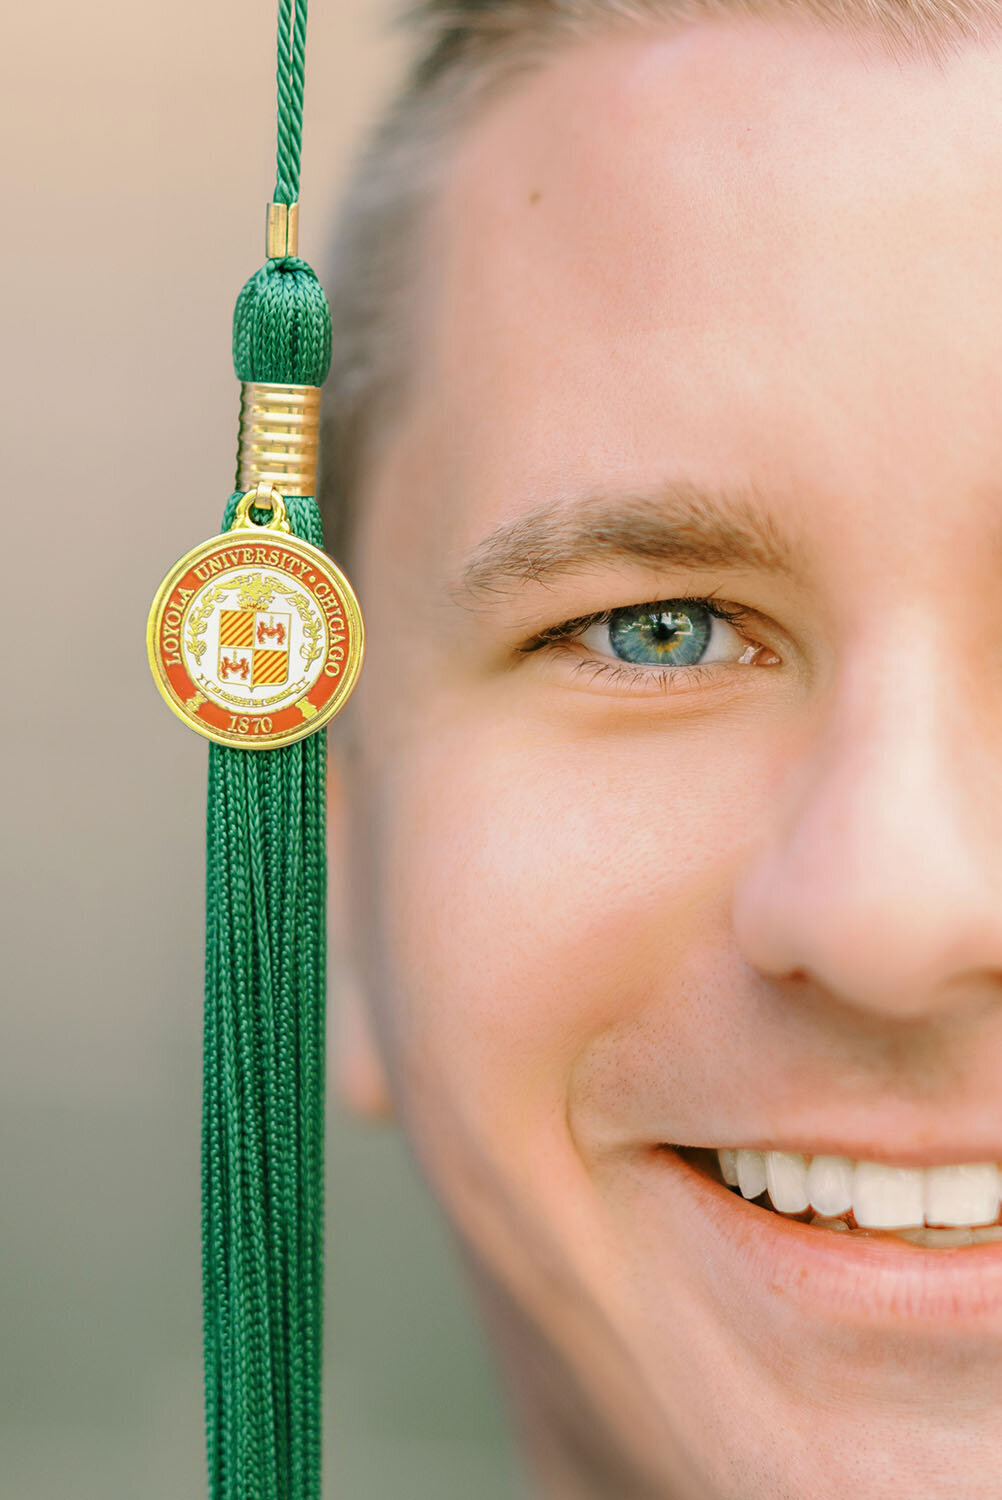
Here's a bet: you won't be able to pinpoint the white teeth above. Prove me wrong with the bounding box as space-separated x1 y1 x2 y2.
806 1155 854 1218
765 1151 809 1213
717 1149 1002 1235
718 1148 739 1186
736 1149 767 1200
924 1163 1001 1227
845 1162 925 1228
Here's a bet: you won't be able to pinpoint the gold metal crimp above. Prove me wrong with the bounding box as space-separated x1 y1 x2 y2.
236 381 321 497
266 201 299 259
230 484 292 533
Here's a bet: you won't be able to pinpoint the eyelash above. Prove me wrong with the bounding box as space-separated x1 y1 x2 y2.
518 595 768 694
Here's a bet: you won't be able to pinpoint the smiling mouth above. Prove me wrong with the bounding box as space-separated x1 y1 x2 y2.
674 1147 1002 1248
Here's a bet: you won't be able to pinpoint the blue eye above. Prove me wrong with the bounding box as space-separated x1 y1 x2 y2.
518 594 775 692
589 603 712 666
577 599 754 668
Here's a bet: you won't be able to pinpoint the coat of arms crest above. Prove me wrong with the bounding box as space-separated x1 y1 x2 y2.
217 609 291 687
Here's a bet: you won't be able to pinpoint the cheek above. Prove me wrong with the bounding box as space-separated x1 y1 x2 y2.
359 709 774 1143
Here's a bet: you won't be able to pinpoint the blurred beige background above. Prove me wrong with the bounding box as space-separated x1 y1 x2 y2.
1 2 523 1496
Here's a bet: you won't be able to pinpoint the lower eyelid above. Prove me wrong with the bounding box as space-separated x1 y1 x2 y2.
558 651 735 697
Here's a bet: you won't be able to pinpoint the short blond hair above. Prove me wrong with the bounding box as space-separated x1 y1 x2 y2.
319 0 1002 557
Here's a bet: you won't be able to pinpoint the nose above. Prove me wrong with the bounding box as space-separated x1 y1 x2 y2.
731 643 1002 1022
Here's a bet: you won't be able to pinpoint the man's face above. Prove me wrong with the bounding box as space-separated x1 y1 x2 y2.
334 18 1002 1497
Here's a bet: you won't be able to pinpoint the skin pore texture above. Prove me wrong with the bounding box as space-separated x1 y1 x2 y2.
330 17 1002 1499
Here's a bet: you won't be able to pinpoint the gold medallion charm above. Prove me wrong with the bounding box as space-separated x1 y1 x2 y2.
147 486 364 748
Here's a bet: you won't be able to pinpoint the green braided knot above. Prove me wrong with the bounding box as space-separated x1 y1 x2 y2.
233 258 332 388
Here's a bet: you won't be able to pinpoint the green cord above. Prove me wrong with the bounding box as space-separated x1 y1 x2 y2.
275 0 308 205
202 0 333 1493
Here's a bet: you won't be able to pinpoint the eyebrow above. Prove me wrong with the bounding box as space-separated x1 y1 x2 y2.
454 481 801 605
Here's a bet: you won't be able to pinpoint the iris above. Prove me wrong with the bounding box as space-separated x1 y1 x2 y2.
606 603 713 665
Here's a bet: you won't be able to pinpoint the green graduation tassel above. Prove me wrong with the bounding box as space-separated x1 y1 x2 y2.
204 671 328 1499
206 16 331 1497
146 3 363 1495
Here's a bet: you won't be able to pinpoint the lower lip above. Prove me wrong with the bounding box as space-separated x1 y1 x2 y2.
657 1147 1002 1326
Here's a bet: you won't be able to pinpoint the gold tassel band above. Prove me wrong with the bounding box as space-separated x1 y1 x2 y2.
236 381 321 497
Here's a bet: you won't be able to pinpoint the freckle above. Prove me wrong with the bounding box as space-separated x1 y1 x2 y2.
529 189 542 205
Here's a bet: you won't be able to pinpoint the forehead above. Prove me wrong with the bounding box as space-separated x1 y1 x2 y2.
359 18 1002 605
